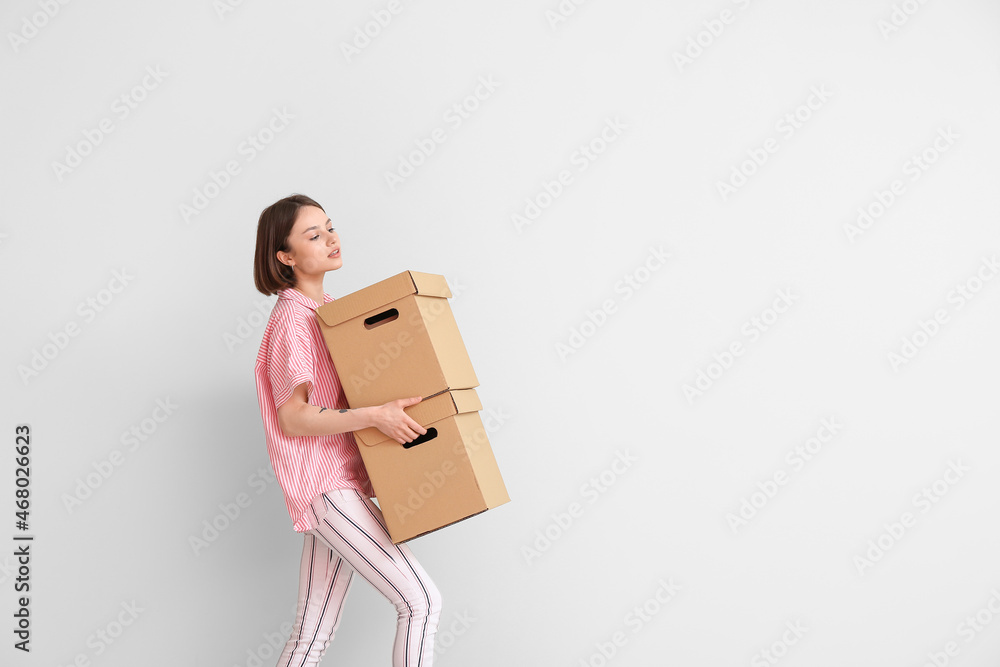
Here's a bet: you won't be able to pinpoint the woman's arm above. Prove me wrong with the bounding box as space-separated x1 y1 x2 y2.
276 382 427 445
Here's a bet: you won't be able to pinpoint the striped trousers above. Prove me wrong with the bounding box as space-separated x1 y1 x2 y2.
275 488 443 667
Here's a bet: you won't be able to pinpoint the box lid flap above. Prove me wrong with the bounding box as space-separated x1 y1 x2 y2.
316 270 452 327
448 387 483 414
355 388 481 446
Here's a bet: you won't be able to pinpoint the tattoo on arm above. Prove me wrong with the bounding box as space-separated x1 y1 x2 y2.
318 407 352 414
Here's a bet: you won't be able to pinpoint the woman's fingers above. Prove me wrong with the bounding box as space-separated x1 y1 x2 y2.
408 417 428 435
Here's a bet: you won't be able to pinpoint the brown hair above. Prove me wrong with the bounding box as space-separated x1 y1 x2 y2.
253 193 326 295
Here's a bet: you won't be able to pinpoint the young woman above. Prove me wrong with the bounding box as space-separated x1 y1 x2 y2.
252 193 442 667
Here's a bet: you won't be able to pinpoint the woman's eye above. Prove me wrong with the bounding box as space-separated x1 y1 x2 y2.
310 234 320 241
328 227 335 233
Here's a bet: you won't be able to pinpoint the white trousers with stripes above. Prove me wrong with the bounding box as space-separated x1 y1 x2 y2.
275 489 443 667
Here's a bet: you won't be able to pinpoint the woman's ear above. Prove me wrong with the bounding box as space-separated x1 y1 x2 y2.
276 249 293 268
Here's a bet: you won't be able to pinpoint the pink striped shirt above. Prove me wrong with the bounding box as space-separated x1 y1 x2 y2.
254 287 374 533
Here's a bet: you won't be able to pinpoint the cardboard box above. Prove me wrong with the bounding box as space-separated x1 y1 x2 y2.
353 389 510 543
315 270 479 407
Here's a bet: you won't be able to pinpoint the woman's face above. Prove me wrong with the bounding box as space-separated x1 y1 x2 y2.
278 205 342 278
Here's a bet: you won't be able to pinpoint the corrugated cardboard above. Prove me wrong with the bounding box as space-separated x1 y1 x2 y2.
354 389 510 543
315 270 479 407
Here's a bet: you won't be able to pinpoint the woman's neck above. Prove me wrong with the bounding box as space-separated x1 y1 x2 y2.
293 274 324 306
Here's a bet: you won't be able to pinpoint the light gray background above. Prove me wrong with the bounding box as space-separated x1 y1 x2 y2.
2 1 1000 665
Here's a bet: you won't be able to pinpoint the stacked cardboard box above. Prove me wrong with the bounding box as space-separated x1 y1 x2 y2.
315 270 509 543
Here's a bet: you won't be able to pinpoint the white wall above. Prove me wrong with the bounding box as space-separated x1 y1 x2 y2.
3 1 1000 665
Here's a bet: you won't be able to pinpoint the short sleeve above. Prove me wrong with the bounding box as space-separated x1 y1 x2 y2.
266 309 314 409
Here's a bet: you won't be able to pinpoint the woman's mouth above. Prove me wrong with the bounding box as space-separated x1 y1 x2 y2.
329 248 340 258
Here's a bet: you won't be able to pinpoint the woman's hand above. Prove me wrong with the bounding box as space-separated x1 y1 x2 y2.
372 396 428 445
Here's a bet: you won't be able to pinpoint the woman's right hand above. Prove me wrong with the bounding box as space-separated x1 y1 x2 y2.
371 396 427 445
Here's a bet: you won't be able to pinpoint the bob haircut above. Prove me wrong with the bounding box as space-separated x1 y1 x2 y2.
253 193 326 295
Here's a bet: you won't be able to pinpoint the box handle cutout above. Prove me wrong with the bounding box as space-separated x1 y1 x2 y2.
403 427 437 449
364 308 399 329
